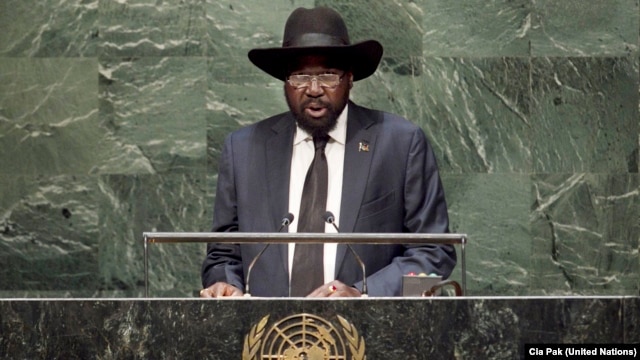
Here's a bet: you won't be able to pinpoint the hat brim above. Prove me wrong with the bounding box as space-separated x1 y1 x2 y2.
248 40 383 81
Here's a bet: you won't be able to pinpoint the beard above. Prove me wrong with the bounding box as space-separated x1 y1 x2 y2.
286 96 346 138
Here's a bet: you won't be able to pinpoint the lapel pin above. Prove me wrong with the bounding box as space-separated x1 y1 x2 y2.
358 141 369 152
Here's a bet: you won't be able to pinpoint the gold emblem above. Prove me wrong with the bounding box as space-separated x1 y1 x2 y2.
358 141 369 152
243 313 366 360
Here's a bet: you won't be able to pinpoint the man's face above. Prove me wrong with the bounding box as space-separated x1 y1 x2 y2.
284 55 353 137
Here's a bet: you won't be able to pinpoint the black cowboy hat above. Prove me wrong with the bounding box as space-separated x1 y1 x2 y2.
248 7 383 81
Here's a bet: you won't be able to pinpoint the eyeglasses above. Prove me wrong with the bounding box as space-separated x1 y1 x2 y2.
287 73 344 89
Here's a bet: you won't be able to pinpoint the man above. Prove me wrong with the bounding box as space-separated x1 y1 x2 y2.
201 6 456 298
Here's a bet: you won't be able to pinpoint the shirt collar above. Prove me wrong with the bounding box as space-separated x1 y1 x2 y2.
293 103 349 145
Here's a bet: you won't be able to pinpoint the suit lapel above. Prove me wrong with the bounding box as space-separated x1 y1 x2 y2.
265 114 295 276
339 102 377 231
335 103 378 275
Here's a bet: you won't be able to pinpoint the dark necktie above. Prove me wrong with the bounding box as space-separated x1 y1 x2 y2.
290 135 329 296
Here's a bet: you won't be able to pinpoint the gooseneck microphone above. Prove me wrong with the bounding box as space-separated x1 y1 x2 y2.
244 213 294 297
279 213 295 232
323 211 368 297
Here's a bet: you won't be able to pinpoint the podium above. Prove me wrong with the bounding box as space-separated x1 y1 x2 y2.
2 234 638 358
142 232 468 297
1 297 637 358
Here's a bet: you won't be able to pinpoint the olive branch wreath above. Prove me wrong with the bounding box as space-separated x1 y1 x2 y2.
337 315 366 360
242 315 269 360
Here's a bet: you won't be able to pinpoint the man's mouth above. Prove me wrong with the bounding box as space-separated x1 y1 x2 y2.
304 103 328 118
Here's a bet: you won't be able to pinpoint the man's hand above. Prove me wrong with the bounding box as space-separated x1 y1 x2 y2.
307 280 362 298
199 282 243 298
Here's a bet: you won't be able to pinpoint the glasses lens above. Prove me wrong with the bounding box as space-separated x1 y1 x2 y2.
288 75 310 88
288 74 342 88
317 74 341 87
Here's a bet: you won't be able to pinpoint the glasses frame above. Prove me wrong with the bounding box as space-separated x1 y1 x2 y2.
286 73 345 90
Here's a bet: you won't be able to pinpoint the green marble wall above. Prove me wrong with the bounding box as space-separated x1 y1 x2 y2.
0 0 638 297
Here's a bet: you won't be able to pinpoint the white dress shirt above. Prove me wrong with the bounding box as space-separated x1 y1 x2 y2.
287 104 347 284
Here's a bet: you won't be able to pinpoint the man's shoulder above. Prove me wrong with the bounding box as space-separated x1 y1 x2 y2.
349 102 420 132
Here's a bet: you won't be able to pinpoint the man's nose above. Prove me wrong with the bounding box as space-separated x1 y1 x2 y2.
305 78 324 96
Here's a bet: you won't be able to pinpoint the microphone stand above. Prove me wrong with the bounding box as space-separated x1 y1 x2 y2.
244 214 293 297
324 212 368 297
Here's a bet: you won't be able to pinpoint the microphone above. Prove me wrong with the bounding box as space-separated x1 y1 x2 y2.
278 213 294 231
244 213 294 297
323 211 368 297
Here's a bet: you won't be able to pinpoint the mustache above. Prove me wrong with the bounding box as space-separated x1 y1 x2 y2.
301 99 329 108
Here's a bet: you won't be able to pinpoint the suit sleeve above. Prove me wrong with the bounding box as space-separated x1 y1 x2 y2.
354 126 457 296
201 133 245 290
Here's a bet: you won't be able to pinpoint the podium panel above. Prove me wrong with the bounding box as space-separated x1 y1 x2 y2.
1 297 638 359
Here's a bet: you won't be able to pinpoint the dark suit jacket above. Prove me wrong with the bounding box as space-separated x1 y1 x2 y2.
201 101 456 296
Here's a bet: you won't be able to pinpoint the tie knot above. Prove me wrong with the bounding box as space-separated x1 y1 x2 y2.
313 135 329 151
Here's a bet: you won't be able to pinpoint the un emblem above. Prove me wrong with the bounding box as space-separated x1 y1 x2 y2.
242 313 366 360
